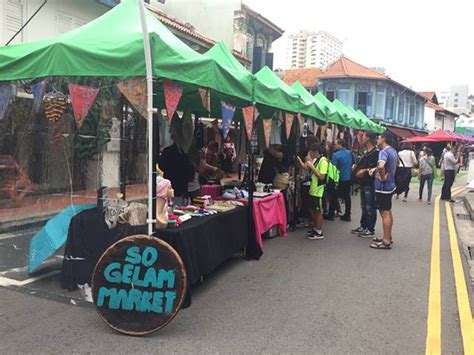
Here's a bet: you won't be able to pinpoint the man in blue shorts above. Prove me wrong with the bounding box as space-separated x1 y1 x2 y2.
368 132 397 250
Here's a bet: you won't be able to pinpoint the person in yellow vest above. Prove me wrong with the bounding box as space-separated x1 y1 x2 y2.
298 143 328 240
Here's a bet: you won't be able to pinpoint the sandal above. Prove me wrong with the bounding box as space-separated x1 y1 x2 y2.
370 241 391 250
372 236 393 244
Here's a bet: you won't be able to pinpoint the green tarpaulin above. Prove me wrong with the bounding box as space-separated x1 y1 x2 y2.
0 0 252 104
313 92 346 126
254 66 300 115
291 82 325 124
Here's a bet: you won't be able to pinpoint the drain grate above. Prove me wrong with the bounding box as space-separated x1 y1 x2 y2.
456 213 472 220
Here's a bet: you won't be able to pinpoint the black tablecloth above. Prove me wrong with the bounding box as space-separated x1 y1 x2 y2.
60 206 253 297
154 206 249 286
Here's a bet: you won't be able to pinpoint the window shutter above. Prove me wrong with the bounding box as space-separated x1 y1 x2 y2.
4 0 23 43
56 12 73 34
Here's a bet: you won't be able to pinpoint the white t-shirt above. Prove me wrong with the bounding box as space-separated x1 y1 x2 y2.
398 149 417 168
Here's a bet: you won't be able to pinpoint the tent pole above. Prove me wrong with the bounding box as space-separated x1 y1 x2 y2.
138 0 154 236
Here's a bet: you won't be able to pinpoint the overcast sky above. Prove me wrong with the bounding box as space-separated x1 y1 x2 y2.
246 0 473 94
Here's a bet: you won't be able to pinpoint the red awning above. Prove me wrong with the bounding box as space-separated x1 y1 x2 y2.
401 136 438 143
427 129 457 142
411 130 428 136
387 127 416 138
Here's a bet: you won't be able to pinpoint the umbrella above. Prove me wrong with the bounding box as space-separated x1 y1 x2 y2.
28 204 96 273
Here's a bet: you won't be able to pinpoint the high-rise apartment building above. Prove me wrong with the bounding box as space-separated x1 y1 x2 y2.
286 30 342 69
438 85 470 115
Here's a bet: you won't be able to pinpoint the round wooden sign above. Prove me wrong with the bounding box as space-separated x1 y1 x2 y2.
91 235 187 336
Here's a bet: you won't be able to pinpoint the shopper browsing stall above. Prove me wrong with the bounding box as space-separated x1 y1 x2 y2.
299 143 328 240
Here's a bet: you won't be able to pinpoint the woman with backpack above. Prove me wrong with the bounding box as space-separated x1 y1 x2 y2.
418 148 436 205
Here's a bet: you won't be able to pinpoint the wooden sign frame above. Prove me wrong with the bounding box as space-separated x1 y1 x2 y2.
92 235 187 336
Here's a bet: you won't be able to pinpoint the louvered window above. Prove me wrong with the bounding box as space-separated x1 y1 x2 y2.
4 0 23 44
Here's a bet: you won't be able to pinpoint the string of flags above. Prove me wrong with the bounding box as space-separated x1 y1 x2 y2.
1 79 309 146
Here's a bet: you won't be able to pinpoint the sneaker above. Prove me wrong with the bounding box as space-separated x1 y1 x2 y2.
351 226 364 234
402 198 407 202
306 230 325 240
340 215 351 222
358 229 375 238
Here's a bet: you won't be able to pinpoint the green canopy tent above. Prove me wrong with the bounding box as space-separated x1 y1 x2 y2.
0 0 253 108
331 99 363 130
345 105 384 133
291 82 326 125
313 92 347 127
254 66 300 116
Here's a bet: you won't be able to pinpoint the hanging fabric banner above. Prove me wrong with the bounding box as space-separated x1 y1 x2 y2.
285 112 293 139
0 83 16 121
221 101 235 139
117 78 147 119
163 80 183 120
297 113 305 136
68 84 99 129
198 87 211 113
263 118 272 148
242 105 255 140
31 79 48 113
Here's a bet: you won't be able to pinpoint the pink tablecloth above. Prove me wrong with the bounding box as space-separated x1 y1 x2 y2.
201 184 222 200
252 192 287 248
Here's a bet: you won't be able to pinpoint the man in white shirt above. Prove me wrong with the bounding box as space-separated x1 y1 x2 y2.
441 145 458 202
396 143 418 202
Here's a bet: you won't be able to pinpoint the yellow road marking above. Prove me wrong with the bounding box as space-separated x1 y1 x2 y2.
426 195 442 354
447 188 473 354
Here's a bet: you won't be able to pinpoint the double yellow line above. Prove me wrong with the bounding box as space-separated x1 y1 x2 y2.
426 187 473 354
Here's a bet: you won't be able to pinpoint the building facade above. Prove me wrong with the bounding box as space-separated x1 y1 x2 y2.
0 0 110 45
154 0 283 73
419 92 457 132
317 56 426 132
285 30 342 69
446 85 469 113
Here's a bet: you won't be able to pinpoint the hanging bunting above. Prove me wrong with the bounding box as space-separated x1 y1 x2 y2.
68 84 99 128
117 77 147 119
297 113 305 136
221 101 235 139
44 91 68 123
242 105 255 140
31 79 48 113
263 118 272 148
0 83 16 121
198 87 211 113
285 112 293 139
163 80 183 120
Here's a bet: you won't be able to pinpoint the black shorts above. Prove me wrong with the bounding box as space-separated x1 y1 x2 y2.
309 195 323 212
376 192 393 211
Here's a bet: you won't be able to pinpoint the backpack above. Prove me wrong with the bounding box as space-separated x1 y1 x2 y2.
319 156 340 188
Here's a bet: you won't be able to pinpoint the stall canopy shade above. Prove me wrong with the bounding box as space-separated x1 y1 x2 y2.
313 92 346 126
0 0 252 103
426 129 458 142
291 82 326 123
254 66 300 114
331 99 358 129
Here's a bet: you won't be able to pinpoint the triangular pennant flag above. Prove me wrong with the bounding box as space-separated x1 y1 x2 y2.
31 79 48 113
285 112 294 139
297 113 304 136
68 84 99 128
263 118 272 148
221 101 235 138
117 77 147 119
198 87 211 113
0 83 16 121
242 105 255 140
163 80 183 120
